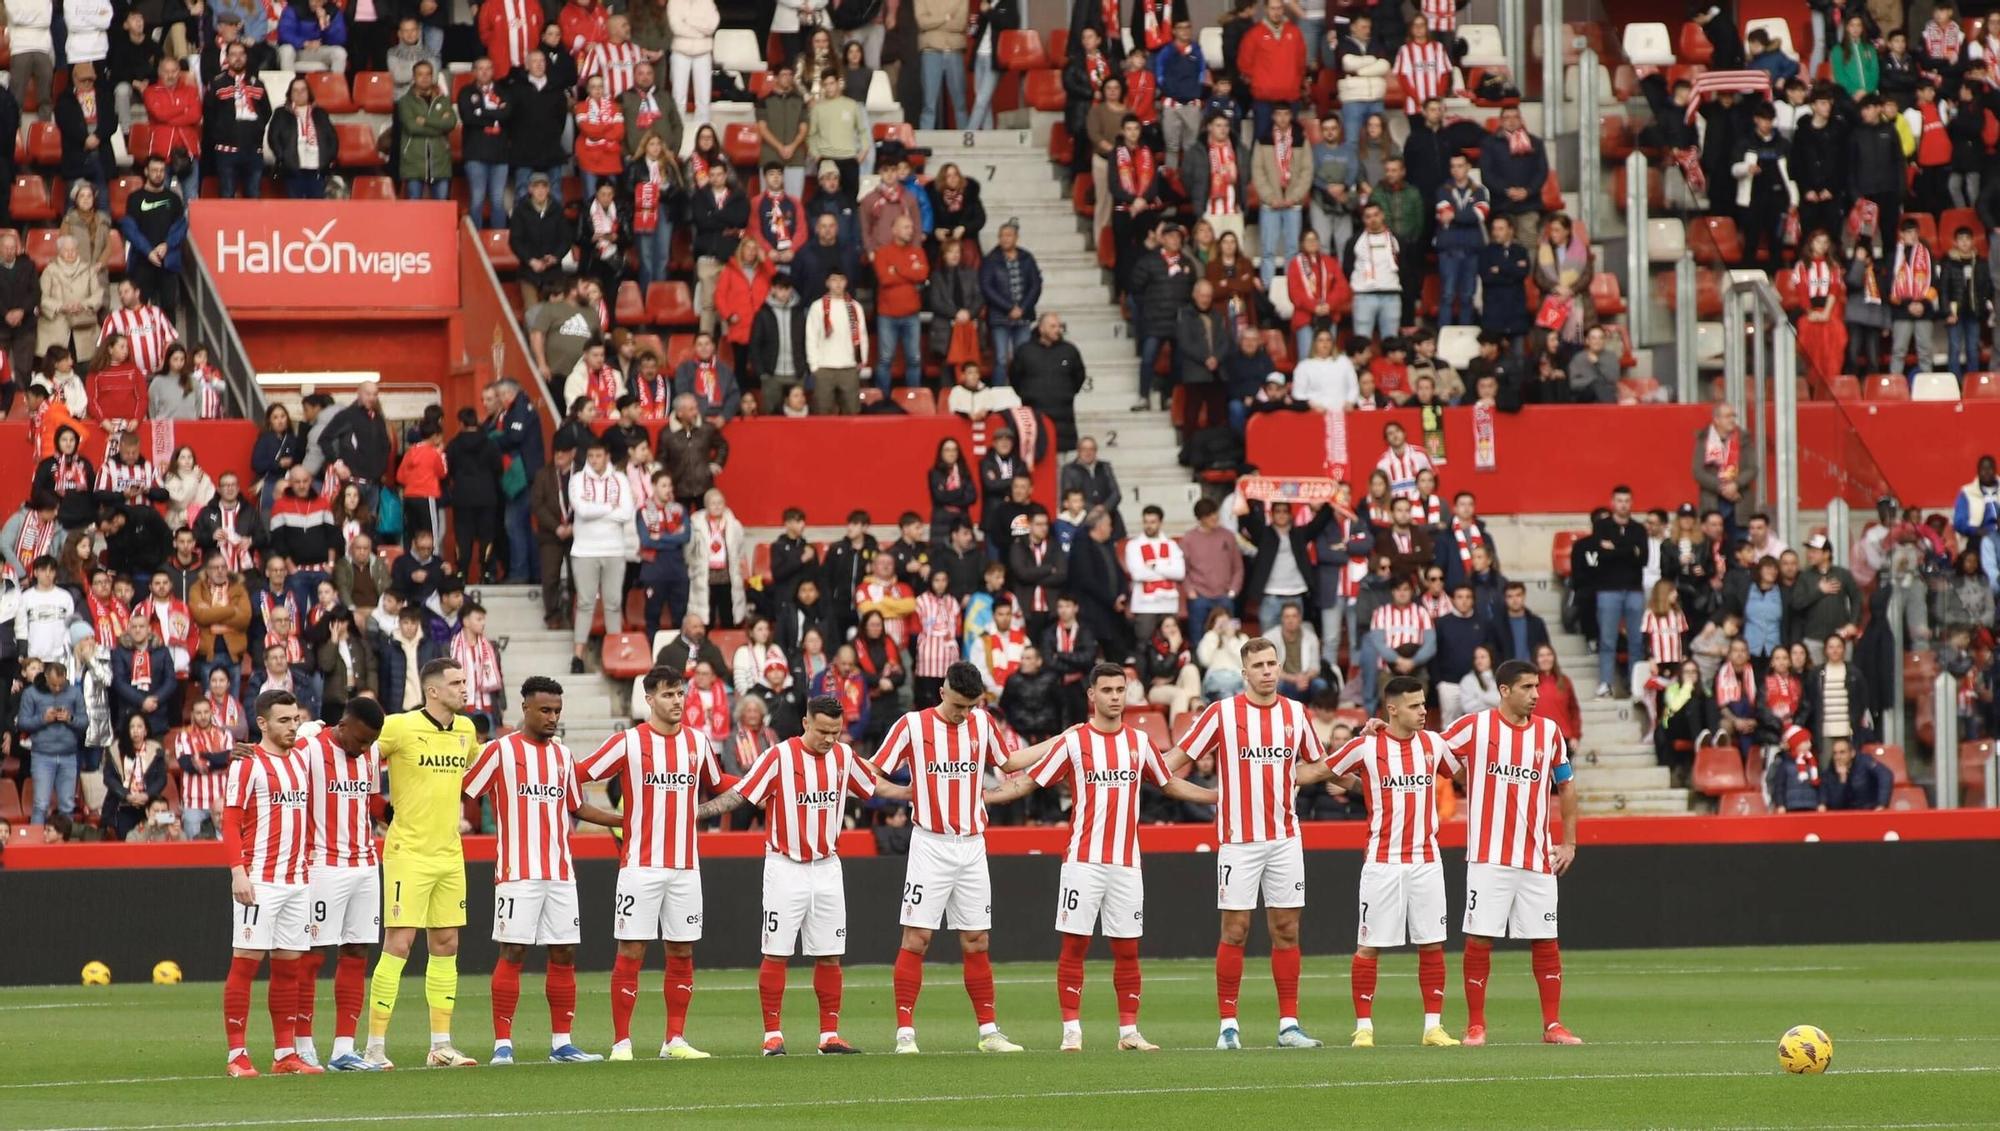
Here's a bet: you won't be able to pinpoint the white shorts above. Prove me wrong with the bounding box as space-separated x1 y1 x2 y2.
307 865 381 947
1217 838 1306 911
494 878 582 946
762 854 849 957
1463 861 1560 940
231 881 311 953
899 828 992 931
614 866 704 942
1055 861 1144 939
1358 860 1448 948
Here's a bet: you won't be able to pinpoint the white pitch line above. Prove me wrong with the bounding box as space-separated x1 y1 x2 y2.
13 1065 2000 1131
0 1004 111 1012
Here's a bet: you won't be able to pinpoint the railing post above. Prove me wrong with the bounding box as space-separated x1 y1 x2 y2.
1824 499 1850 568
1501 1 1525 97
1577 47 1599 233
1626 152 1650 347
1773 325 1799 547
1751 301 1771 516
1936 672 1961 808
1676 252 1699 401
1722 275 1744 416
1541 0 1563 143
1886 578 1906 752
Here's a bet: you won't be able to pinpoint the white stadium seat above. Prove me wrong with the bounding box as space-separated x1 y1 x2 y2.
1744 17 1799 60
1647 219 1686 263
1200 26 1224 66
866 70 900 115
1911 371 1961 401
1437 326 1482 370
1458 24 1505 67
1622 22 1675 65
714 29 768 74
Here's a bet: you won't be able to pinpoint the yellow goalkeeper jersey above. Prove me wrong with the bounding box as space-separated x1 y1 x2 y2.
379 707 479 859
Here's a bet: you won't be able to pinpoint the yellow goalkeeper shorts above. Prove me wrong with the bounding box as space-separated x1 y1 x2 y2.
382 855 468 930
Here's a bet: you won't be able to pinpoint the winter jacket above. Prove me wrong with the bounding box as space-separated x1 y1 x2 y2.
924 262 983 357
53 86 116 183
1848 119 1906 197
1179 136 1249 219
1939 252 1993 322
1728 129 1794 210
1819 753 1893 809
396 86 458 181
1128 249 1198 339
1008 337 1086 451
1478 129 1549 218
1250 139 1312 209
666 0 719 55
37 256 101 356
504 69 573 168
1236 19 1306 104
142 77 204 158
979 248 1042 320
1434 180 1490 252
568 464 635 558
278 2 347 49
915 0 966 52
457 81 513 165
748 293 810 386
265 103 338 173
1478 241 1532 336
1335 33 1391 103
1175 302 1230 387
17 682 86 760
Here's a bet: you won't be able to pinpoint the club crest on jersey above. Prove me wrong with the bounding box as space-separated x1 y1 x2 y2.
643 771 700 787
1083 768 1140 784
1240 745 1291 763
517 782 566 799
1487 763 1542 783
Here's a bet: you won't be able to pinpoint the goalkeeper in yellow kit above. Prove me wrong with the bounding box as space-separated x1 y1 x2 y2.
363 657 482 1068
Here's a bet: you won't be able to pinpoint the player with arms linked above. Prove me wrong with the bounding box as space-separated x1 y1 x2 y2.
986 661 1218 1051
1324 676 1461 1049
698 695 890 1055
463 676 626 1065
295 699 387 1072
1440 658 1583 1046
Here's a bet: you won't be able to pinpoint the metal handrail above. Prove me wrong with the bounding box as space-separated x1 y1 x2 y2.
1886 576 1905 751
1625 152 1650 348
1719 273 1799 546
1674 252 1697 401
181 239 264 420
1540 0 1562 145
1576 46 1599 236
1935 672 1960 808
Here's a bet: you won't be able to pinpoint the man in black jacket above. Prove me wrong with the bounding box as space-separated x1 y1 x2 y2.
318 383 394 503
1009 313 1088 452
1849 95 1907 249
54 66 114 192
792 212 860 303
654 612 729 676
691 161 750 336
1040 593 1097 725
504 50 572 206
819 511 877 640
509 174 572 299
747 272 809 409
1065 510 1130 661
0 230 35 391
101 502 172 578
1790 86 1848 242
775 576 836 654
1175 278 1231 432
1240 495 1334 630
457 57 513 230
204 43 270 199
1007 509 1067 640
1488 580 1551 664
1591 486 1648 698
1126 223 1196 412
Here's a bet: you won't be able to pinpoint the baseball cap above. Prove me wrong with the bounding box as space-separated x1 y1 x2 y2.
1805 533 1831 550
818 159 841 178
1676 502 1697 518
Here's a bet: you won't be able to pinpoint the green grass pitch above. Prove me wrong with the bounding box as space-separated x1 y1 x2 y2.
3 942 1998 1130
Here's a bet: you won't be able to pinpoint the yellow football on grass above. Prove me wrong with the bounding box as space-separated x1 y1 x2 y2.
152 961 183 985
80 961 111 986
1779 1025 1833 1074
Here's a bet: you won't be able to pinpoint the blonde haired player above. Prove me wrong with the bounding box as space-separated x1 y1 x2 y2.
986 661 1217 1052
697 695 888 1055
366 657 482 1068
463 676 625 1065
1324 676 1460 1049
1439 659 1583 1046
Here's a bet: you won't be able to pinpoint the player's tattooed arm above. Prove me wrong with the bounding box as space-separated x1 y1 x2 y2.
575 801 625 829
1160 777 1217 806
693 790 747 821
982 775 1037 808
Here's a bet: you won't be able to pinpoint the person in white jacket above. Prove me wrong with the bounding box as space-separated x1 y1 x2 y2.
803 269 868 414
667 0 719 127
683 487 749 628
6 0 55 129
1290 328 1359 412
1335 15 1390 159
1122 504 1185 644
15 554 75 664
63 0 114 67
565 436 635 671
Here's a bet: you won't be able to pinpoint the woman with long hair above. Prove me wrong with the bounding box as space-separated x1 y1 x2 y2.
331 480 377 547
1291 328 1355 410
38 345 88 415
1531 642 1581 741
33 423 97 529
1531 212 1596 347
627 132 685 288
574 175 631 293
1084 73 1130 241
686 123 727 183
85 332 147 422
1186 216 1218 270
926 163 986 249
796 27 841 100
1632 579 1687 737
1454 644 1502 722
59 180 113 282
160 445 216 531
1653 658 1717 786
1791 229 1848 383
1354 112 1398 191
792 624 831 689
185 343 229 417
251 402 306 513
1196 605 1248 699
1359 468 1395 531
103 712 167 841
713 237 773 375
1206 230 1263 333
928 436 977 533
731 616 790 698
268 75 337 199
148 344 200 419
853 609 904 746
1142 614 1205 719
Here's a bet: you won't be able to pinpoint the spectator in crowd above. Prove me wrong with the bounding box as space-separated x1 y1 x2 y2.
1182 112 1249 247
1801 631 1870 748
1887 217 1940 375
102 712 167 840
1941 225 1993 379
1591 486 1648 698
691 162 750 336
1235 0 1305 140
1252 103 1311 290
1180 496 1242 633
36 235 101 370
1530 641 1582 740
802 269 868 415
666 0 719 128
18 658 86 826
1434 152 1488 327
1692 401 1758 534
685 487 749 630
109 616 175 734
530 440 576 629
55 65 115 196
397 61 458 200
1453 644 1504 723
506 52 573 206
1479 105 1548 250
872 215 930 392
1011 313 1087 452
566 437 635 673
1566 325 1623 404
1345 202 1403 342
1729 103 1791 273
806 73 865 195
451 59 512 229
1240 496 1331 631
1818 735 1893 810
981 222 1042 374
1263 600 1325 701
1129 224 1196 412
1334 14 1390 150
1361 574 1434 709
1792 533 1861 665
265 76 337 201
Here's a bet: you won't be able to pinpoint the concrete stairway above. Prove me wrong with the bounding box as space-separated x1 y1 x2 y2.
471 582 632 757
912 129 1201 526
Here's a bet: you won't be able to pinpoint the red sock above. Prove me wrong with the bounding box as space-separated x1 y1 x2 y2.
893 947 924 1029
610 954 643 1044
758 957 788 1034
1271 945 1301 1020
491 957 523 1043
1419 948 1447 1020
813 961 842 1036
295 950 325 1038
546 960 577 1038
1530 940 1563 1028
1464 939 1492 1028
1350 954 1379 1020
333 955 367 1041
962 950 997 1026
1109 937 1141 1027
1056 934 1090 1022
663 954 695 1041
1215 941 1245 1021
223 955 259 1054
267 956 299 1055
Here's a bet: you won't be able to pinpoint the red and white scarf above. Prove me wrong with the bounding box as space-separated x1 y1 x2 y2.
1207 140 1237 214
1115 142 1154 197
821 295 862 353
1782 724 1820 785
15 510 53 565
215 502 252 571
1085 51 1112 95
129 644 154 690
1506 126 1533 156
1100 0 1119 40
49 454 89 493
1274 130 1294 187
1294 252 1331 302
1892 242 1933 303
1702 427 1740 482
88 593 126 649
209 693 243 734
639 499 685 559
1140 0 1170 48
1451 518 1485 568
197 366 225 418
703 512 729 571
582 94 617 124
452 632 502 707
634 371 670 416
1796 256 1835 303
694 358 720 405
1715 660 1754 706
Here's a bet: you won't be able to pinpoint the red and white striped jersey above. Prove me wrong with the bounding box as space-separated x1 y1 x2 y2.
1419 0 1459 33
100 304 179 376
1030 721 1172 867
737 737 878 862
1178 694 1325 844
873 707 1009 837
464 733 582 883
301 729 381 868
578 723 724 870
173 725 232 813
580 40 647 97
226 744 314 884
912 591 962 680
1375 445 1434 500
1440 710 1571 874
96 457 158 496
1329 729 1446 864
1393 39 1453 113
1372 602 1434 649
1122 535 1184 616
1419 591 1453 620
1642 609 1687 664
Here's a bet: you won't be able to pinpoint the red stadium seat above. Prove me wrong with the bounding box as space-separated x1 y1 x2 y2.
1550 530 1580 578
1262 328 1294 374
1678 22 1714 63
9 175 54 222
1024 69 1066 112
1940 207 1986 256
615 279 646 325
1128 708 1170 750
307 70 356 114
891 387 935 415
1097 225 1116 269
1863 373 1910 402
1862 743 1910 785
632 332 666 363
353 70 395 114
723 123 761 168
1048 121 1072 165
481 227 519 272
1968 371 2000 399
1907 211 1939 254
1692 746 1747 796
1072 171 1094 216
1687 215 1743 264
1890 785 1930 810
1045 28 1069 62
665 333 697 369
1960 740 1993 800
709 629 747 661
646 281 697 326
23 226 57 269
1717 789 1767 816
1598 114 1633 162
601 632 654 680
109 174 140 220
1589 272 1626 317
1539 169 1563 213
996 29 1049 71
1826 374 1862 401
0 777 21 822
751 540 772 583
26 120 58 166
335 123 383 166
450 71 476 100
350 174 396 200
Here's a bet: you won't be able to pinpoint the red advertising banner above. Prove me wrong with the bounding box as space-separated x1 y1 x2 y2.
189 200 461 310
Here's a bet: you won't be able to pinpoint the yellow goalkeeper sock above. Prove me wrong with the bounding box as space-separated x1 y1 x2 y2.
425 953 459 1045
367 952 407 1045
